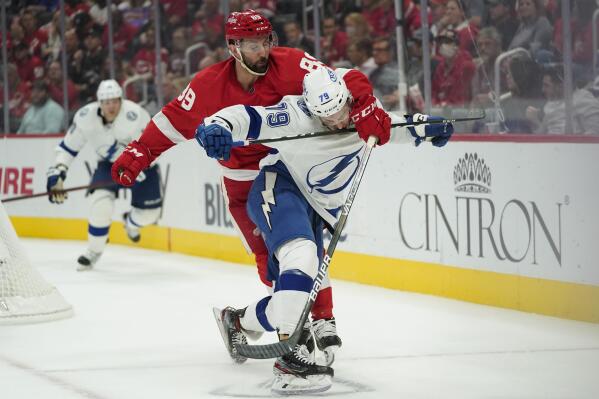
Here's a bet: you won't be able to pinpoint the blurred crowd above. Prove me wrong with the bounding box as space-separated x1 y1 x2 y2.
2 0 599 134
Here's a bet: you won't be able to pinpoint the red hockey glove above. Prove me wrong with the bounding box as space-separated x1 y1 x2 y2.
111 140 152 187
350 95 391 145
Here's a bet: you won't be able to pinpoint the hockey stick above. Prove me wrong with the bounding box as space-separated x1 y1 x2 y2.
1 181 116 203
234 135 379 359
235 112 486 146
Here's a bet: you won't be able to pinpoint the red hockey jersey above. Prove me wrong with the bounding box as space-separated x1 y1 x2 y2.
139 46 372 171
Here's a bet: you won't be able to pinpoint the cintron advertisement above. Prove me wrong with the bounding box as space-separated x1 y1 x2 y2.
2 134 598 322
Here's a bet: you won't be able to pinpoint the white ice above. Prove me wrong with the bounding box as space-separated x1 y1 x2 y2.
2 238 599 399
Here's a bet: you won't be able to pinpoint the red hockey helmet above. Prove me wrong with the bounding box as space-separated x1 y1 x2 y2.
225 9 273 41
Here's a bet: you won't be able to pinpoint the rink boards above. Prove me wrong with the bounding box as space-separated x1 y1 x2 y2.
1 134 598 323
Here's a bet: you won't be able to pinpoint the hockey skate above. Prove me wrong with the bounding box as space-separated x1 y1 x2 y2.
123 212 141 243
312 317 342 366
213 307 252 364
272 327 333 395
76 249 102 271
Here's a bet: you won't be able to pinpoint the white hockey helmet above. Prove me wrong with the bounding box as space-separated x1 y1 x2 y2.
96 79 123 101
302 67 349 117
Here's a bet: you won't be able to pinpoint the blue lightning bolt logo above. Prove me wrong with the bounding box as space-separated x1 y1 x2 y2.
261 171 277 230
306 149 361 194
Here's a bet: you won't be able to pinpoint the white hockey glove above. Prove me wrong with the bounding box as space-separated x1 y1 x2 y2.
46 164 68 204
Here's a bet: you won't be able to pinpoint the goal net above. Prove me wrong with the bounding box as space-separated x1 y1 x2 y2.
0 200 73 324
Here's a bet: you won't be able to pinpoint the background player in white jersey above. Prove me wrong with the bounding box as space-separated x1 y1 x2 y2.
197 67 454 395
46 80 162 270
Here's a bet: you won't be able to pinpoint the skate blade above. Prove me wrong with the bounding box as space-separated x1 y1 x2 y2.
76 264 93 272
271 374 332 396
212 307 247 364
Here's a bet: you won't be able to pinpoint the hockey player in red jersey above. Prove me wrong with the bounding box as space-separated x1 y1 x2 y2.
111 9 391 365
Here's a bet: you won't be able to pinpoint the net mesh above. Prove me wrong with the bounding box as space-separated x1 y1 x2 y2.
0 200 73 324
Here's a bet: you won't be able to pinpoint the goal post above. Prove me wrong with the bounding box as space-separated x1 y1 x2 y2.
0 200 73 324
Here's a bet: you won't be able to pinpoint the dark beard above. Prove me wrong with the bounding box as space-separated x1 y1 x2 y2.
243 55 268 74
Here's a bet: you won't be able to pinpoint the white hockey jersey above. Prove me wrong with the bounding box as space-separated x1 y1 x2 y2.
204 97 416 227
54 99 151 167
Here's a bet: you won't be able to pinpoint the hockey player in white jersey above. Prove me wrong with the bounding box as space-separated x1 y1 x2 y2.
46 80 162 270
198 67 453 395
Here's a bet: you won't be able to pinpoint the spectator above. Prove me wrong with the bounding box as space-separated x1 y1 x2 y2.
508 0 553 58
130 24 169 76
198 53 218 71
72 12 94 42
192 0 224 49
168 26 189 78
344 12 371 43
403 0 428 39
20 9 48 57
143 73 184 115
0 63 31 132
197 46 228 72
102 9 138 59
431 29 476 107
99 57 139 101
162 0 189 28
442 0 479 53
321 16 348 64
485 0 518 50
324 0 361 23
553 0 597 79
462 0 486 27
346 38 377 77
40 11 62 62
77 24 107 103
9 17 26 49
283 21 315 54
406 28 438 112
525 66 599 134
500 54 544 132
12 43 45 82
362 0 395 38
46 60 80 114
64 28 80 57
471 27 505 107
65 28 83 83
369 37 400 110
17 80 65 134
431 0 448 37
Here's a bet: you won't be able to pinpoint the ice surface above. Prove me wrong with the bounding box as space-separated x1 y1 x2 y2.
1 239 598 398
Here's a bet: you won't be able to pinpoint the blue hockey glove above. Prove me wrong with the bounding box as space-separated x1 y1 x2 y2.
46 164 68 204
195 123 234 161
406 113 454 147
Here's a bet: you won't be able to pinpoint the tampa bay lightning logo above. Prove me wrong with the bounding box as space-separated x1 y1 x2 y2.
306 149 361 194
96 140 122 161
297 99 312 117
327 68 337 82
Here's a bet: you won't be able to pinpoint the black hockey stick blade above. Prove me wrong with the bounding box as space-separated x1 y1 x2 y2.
238 111 486 146
235 327 302 359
